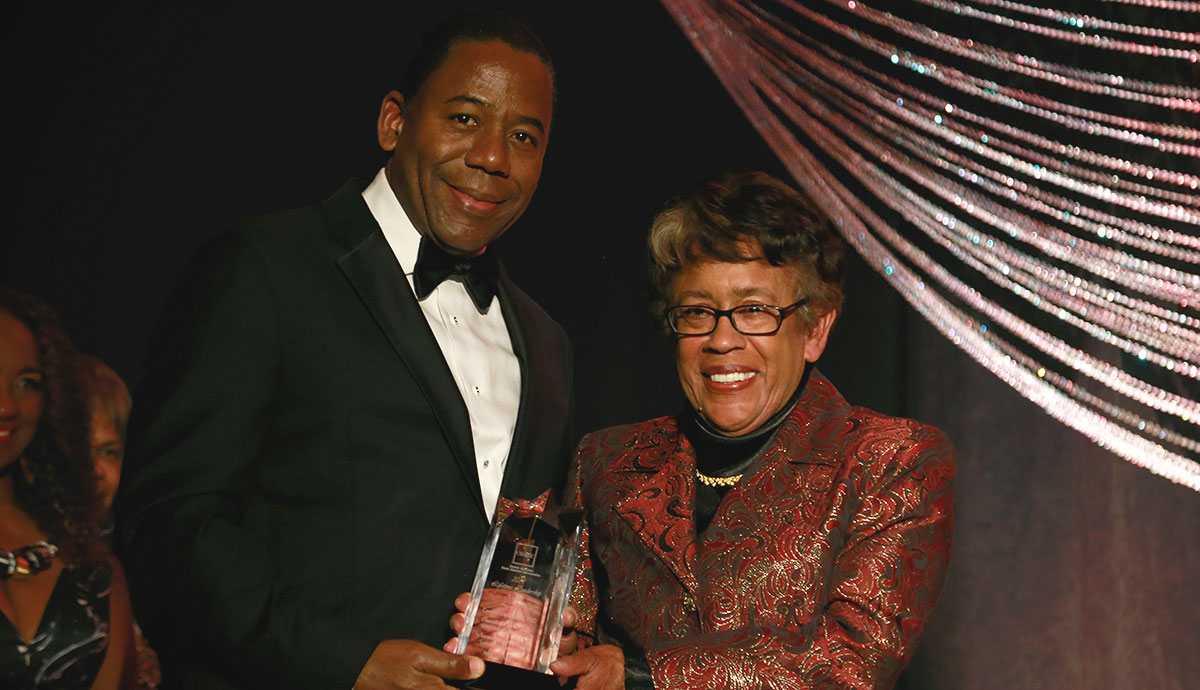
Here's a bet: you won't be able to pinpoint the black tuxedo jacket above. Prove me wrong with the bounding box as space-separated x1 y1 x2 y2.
115 180 574 690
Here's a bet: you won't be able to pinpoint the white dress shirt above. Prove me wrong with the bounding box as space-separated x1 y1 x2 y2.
361 168 521 521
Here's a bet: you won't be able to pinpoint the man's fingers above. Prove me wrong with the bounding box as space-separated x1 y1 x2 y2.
454 591 471 612
558 629 579 657
356 639 485 690
446 592 470 656
561 604 579 629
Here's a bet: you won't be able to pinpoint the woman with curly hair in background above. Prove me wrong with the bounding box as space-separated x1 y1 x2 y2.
0 286 135 689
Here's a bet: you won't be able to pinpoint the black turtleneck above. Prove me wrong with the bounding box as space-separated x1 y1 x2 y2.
681 367 810 534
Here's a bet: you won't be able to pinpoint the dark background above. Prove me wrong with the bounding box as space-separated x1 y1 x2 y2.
5 2 1199 688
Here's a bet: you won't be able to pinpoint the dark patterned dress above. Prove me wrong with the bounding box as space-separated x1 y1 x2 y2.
1 565 112 689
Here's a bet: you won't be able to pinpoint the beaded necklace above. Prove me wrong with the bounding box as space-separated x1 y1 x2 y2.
0 541 58 580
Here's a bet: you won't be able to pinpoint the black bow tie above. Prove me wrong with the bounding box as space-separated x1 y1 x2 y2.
412 236 500 310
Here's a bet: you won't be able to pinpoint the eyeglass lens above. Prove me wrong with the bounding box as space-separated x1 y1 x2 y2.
671 305 781 335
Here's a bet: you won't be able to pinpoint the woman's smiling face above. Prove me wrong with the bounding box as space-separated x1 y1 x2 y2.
672 251 833 436
0 312 44 470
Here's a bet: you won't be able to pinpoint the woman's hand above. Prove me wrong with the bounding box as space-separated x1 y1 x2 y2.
550 644 625 690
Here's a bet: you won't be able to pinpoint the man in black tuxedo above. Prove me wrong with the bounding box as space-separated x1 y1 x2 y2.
116 11 607 690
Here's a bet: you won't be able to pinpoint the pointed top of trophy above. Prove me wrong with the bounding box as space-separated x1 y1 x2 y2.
494 490 583 533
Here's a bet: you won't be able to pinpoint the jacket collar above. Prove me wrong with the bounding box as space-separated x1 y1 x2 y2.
607 368 852 591
609 417 701 594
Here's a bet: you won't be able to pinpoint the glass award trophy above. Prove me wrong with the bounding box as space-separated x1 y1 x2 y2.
455 490 584 689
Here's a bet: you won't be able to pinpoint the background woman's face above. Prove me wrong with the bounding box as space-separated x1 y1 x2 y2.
673 257 827 436
0 312 44 470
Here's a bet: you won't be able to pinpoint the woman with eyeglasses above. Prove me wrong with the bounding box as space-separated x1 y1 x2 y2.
565 172 956 689
0 287 136 689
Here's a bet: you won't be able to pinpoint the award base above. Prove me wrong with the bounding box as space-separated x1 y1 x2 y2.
460 660 562 690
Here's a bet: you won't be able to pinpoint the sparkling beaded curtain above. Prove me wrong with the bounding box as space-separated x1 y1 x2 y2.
659 0 1200 490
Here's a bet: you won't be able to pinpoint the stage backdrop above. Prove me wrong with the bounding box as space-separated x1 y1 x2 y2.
5 2 1198 688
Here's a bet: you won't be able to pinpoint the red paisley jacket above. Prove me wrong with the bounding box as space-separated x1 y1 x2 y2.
568 370 955 690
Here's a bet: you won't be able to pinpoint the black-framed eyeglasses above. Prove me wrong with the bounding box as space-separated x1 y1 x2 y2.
665 299 809 336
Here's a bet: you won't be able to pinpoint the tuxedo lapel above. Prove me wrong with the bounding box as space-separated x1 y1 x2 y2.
496 274 534 494
326 183 484 519
608 435 700 595
494 271 571 501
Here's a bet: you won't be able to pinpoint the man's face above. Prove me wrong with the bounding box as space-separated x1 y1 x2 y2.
380 40 554 255
91 409 123 511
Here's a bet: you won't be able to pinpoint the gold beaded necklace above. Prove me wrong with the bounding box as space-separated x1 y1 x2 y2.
694 469 742 487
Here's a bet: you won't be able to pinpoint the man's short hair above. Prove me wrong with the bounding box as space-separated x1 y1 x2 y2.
398 9 555 104
77 353 132 444
647 171 846 334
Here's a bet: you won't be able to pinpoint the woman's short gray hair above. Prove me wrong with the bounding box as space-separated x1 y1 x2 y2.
647 171 845 334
